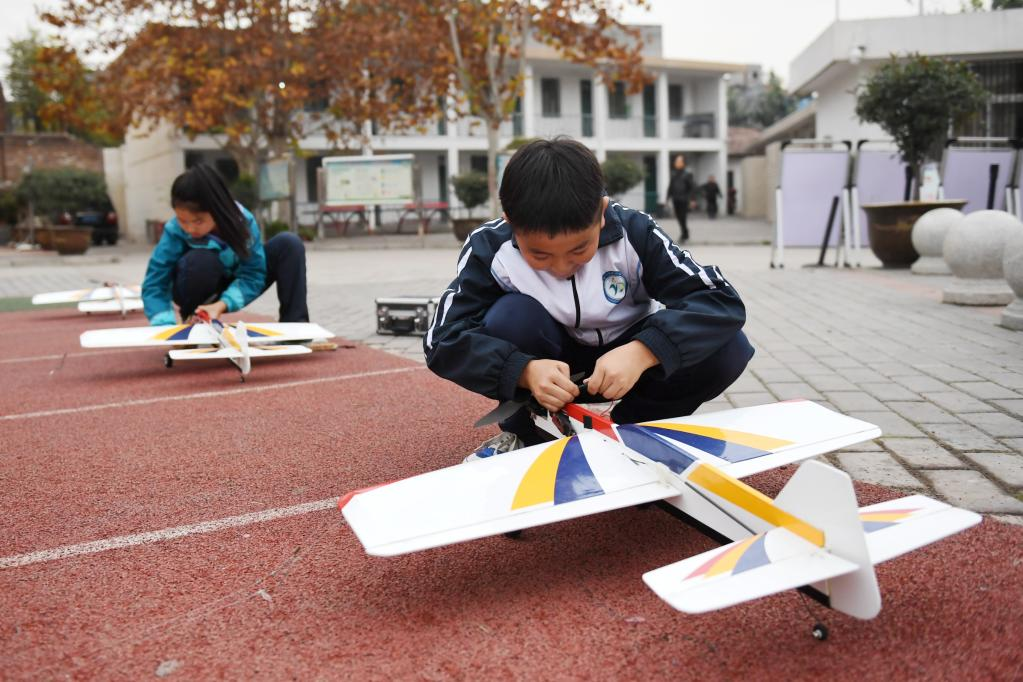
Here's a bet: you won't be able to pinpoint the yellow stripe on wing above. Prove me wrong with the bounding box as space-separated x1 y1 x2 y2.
640 422 794 452
688 463 824 547
151 325 191 341
511 439 569 510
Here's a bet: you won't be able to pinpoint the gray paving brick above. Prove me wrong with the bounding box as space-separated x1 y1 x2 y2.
919 423 1008 452
893 375 950 393
871 361 922 377
913 363 982 382
836 367 889 383
859 382 920 401
818 355 863 370
834 451 924 489
728 373 767 393
961 412 1023 438
887 401 959 424
695 399 732 415
727 392 775 408
951 382 1020 400
992 372 1023 390
764 382 823 400
803 374 859 392
960 452 1023 488
824 391 888 412
992 399 1023 418
848 411 924 438
881 438 963 468
836 440 885 452
1000 439 1023 454
752 367 801 383
991 514 1023 526
921 470 1023 513
920 391 996 413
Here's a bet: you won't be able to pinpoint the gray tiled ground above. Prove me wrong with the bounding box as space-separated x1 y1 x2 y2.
3 213 1022 522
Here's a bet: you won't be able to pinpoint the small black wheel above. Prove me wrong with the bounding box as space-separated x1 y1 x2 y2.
504 530 523 540
163 354 173 369
811 623 829 641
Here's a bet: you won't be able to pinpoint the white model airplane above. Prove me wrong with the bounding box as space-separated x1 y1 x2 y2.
32 283 143 316
341 399 981 639
80 310 335 380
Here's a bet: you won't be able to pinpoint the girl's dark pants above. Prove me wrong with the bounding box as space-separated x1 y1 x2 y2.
482 293 753 444
172 232 309 322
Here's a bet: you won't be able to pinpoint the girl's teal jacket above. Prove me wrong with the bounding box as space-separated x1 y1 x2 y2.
141 205 265 325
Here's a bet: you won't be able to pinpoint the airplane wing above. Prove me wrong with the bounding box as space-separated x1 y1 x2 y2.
33 285 140 304
230 322 334 344
642 527 859 614
626 400 881 480
859 495 982 564
342 430 681 557
168 345 311 360
80 324 219 347
78 299 145 314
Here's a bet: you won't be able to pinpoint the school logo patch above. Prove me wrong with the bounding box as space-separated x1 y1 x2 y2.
602 271 627 304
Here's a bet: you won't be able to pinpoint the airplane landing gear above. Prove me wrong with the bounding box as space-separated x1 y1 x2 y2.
811 623 829 641
163 353 173 369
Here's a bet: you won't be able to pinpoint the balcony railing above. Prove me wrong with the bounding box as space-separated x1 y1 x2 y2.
534 114 582 138
455 116 519 138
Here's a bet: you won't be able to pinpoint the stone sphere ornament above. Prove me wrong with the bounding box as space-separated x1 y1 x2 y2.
942 210 1017 305
1000 223 1023 330
911 208 962 275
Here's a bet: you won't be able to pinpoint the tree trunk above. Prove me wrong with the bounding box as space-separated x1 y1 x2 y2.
487 122 500 216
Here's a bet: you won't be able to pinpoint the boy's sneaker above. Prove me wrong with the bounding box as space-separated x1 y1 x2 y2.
463 431 523 464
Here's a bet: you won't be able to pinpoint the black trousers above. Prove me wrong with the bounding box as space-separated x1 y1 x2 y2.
671 199 690 241
482 293 754 443
172 232 309 322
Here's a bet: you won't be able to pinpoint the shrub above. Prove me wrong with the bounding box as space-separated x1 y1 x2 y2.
15 168 109 218
230 173 259 210
451 171 489 213
264 220 290 238
602 156 643 198
0 188 19 225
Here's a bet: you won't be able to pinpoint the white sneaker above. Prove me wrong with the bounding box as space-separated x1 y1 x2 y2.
463 431 523 463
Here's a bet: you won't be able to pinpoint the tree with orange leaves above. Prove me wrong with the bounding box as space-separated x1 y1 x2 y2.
38 1 450 176
428 0 651 213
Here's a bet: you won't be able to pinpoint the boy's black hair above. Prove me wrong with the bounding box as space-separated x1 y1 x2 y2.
171 163 250 259
499 137 605 237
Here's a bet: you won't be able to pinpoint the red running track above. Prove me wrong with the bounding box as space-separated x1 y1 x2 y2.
0 309 1021 680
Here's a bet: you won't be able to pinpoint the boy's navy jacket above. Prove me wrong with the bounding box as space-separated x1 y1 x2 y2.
142 205 266 325
424 201 746 402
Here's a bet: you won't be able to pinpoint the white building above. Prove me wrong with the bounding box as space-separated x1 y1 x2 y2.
788 8 1023 144
105 25 738 242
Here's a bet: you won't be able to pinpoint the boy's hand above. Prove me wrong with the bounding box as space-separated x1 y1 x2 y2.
585 341 659 400
519 359 580 412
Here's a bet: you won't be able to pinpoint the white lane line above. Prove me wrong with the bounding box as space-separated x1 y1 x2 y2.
0 497 340 569
0 365 424 421
0 348 153 365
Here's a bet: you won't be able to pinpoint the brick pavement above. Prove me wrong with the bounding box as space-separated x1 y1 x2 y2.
3 214 1021 523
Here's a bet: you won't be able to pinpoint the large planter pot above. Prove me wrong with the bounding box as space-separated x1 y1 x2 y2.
452 217 480 242
51 227 92 255
861 200 967 268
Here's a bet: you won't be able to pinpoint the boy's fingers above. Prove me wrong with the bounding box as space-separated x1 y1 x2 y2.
585 367 606 395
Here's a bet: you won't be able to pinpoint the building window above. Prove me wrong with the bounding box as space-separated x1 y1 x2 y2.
668 84 684 121
470 155 488 174
580 80 593 136
307 156 324 203
541 78 561 117
608 81 628 119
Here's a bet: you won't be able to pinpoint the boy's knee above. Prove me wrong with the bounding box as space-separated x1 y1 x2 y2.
482 294 562 355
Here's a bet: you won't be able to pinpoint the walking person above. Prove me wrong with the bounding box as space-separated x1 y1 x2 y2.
703 174 723 220
666 154 695 242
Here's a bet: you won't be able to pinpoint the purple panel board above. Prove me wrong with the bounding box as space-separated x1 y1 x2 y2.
780 149 849 247
941 148 1017 213
854 149 914 247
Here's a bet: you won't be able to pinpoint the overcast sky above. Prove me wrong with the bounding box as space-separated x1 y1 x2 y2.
0 0 975 94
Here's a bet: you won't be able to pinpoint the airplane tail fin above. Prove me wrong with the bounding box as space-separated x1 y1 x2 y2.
645 460 980 619
234 321 252 376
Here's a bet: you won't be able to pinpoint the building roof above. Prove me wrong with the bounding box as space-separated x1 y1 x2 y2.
789 8 1023 95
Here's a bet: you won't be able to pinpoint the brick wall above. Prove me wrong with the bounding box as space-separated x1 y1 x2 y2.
0 133 104 186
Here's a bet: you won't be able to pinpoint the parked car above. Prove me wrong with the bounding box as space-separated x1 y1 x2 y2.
74 203 119 245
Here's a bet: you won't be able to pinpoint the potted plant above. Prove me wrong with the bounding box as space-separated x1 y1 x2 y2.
601 155 644 201
855 54 988 267
451 170 489 241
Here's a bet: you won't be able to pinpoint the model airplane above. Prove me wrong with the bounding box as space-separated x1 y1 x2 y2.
32 283 143 316
341 399 981 638
80 310 335 380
